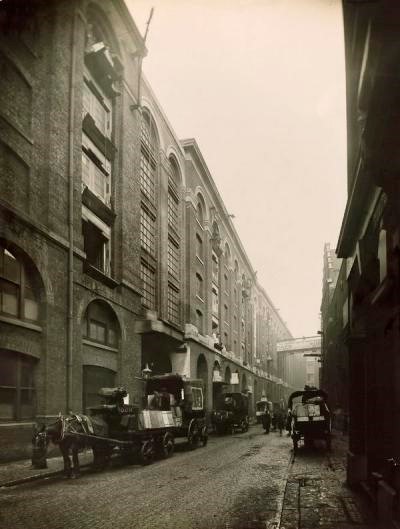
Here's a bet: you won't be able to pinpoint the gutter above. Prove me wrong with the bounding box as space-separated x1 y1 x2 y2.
67 7 77 413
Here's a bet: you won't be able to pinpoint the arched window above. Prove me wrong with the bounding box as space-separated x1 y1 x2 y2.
196 309 203 333
0 246 39 322
196 234 203 261
82 300 119 348
196 194 206 227
197 202 203 224
234 260 239 280
196 273 204 299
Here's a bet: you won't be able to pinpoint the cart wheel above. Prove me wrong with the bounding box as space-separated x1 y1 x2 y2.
159 432 174 458
200 426 208 446
140 438 155 465
187 431 199 450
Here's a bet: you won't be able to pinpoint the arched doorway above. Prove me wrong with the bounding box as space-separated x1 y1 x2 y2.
241 373 247 393
197 354 208 407
225 366 231 388
212 360 223 409
81 300 121 410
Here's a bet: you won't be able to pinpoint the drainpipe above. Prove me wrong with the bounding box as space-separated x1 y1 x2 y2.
67 7 77 414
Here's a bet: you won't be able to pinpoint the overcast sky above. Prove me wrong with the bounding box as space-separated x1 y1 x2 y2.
126 0 347 338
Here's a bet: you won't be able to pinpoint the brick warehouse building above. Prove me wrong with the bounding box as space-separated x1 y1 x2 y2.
0 0 292 461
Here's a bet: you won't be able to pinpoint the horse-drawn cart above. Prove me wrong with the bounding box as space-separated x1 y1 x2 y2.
32 374 208 476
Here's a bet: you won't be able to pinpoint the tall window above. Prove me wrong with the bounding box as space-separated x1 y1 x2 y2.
167 237 179 279
168 186 179 234
0 350 36 420
212 252 219 285
224 304 229 323
140 206 156 256
196 234 203 261
140 112 157 204
0 246 39 322
167 282 180 326
82 134 111 204
196 309 203 333
212 286 219 315
82 72 112 138
141 260 156 310
196 201 204 226
224 273 229 293
196 273 204 299
82 207 111 275
224 331 229 350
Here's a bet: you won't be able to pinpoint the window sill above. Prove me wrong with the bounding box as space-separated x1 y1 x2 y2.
82 113 116 160
82 186 115 225
0 315 42 333
83 262 119 288
82 339 118 353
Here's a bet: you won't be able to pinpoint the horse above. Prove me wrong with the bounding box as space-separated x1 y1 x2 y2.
32 414 112 478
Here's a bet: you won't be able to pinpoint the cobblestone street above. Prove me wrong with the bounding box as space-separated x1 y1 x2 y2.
0 427 378 529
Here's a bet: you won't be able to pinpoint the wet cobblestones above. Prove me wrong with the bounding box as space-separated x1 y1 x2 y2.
0 429 379 529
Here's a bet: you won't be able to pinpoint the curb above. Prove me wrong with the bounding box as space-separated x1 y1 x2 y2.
0 463 92 489
0 469 65 488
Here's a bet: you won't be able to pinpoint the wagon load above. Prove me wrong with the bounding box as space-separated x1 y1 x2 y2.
32 374 209 476
288 387 331 453
211 392 249 434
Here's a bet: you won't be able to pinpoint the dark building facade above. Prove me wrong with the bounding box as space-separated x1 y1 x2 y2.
0 0 292 461
339 1 400 522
